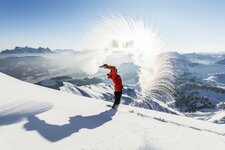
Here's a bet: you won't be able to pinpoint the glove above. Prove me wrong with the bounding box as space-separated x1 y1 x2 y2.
99 64 108 68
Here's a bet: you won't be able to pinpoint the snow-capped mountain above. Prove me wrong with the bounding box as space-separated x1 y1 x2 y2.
0 56 53 82
59 82 138 105
0 55 86 83
0 46 54 54
59 82 179 114
216 58 225 65
0 72 225 150
169 52 225 123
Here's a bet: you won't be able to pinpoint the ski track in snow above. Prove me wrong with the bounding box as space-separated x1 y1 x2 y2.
131 110 225 137
89 107 225 149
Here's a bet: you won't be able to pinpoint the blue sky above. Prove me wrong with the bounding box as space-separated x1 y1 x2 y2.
0 0 225 52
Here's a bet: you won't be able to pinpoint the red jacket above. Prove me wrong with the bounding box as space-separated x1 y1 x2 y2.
106 66 123 92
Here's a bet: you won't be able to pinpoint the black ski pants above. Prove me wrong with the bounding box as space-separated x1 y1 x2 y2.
114 91 122 105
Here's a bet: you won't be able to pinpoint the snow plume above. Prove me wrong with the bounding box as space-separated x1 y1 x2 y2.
82 14 175 102
142 53 176 103
80 14 163 75
131 53 176 112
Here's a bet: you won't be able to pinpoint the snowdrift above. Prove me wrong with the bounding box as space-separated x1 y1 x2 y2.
0 72 225 150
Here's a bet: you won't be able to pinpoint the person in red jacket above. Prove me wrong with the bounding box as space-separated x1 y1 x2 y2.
100 64 123 109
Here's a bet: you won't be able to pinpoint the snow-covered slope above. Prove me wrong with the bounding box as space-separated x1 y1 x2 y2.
59 82 178 114
1 73 225 150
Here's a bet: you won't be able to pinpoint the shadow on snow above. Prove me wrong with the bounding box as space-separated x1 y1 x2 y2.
23 109 117 142
0 101 117 142
0 101 52 126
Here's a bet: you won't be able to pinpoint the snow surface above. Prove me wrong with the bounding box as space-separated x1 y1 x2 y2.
1 72 225 150
59 82 179 114
209 111 225 124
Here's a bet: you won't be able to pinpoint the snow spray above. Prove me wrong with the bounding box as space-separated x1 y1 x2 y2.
81 14 176 102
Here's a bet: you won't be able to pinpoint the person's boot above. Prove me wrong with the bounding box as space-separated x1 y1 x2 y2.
112 104 119 109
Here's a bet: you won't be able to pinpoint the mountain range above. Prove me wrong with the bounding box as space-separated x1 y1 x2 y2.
0 46 53 54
